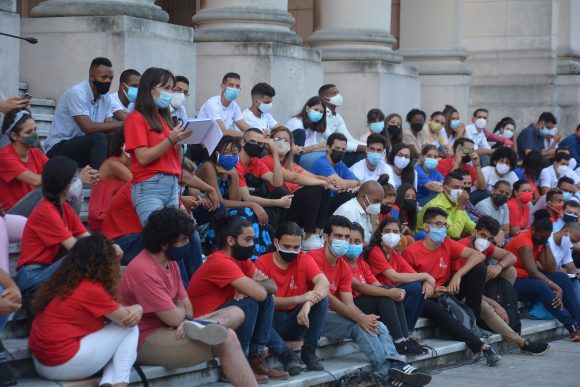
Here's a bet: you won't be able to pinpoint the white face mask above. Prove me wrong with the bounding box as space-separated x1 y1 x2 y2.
328 93 343 107
275 139 291 155
364 194 381 216
67 177 83 200
381 233 401 249
258 101 273 113
475 118 487 129
569 158 577 171
549 127 558 136
474 237 491 252
501 129 514 139
557 165 569 176
394 155 411 169
170 92 185 109
448 188 463 203
495 162 510 175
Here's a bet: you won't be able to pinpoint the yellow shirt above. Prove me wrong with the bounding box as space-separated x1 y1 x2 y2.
416 192 475 239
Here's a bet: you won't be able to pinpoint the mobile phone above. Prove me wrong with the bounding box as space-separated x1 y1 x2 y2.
172 116 183 127
20 93 32 100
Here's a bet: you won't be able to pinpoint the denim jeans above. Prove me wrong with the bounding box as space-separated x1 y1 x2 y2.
131 173 179 226
322 311 403 379
514 272 580 330
398 281 426 331
17 258 65 292
267 298 329 356
220 295 275 357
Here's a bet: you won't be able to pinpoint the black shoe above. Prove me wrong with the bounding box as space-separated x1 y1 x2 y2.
0 360 17 386
301 345 324 371
521 340 550 355
482 345 501 366
389 363 431 386
280 349 303 376
395 339 429 356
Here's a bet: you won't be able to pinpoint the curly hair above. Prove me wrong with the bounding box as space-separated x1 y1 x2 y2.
142 208 195 253
109 126 125 157
32 234 120 313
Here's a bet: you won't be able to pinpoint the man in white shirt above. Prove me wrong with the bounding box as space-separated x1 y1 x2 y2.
349 133 393 182
333 180 384 242
197 72 250 137
549 211 580 276
242 82 280 136
475 180 511 237
540 151 580 195
109 69 140 121
170 75 190 125
465 108 493 156
318 84 366 165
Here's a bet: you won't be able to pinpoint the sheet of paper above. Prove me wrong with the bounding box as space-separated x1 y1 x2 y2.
178 118 223 155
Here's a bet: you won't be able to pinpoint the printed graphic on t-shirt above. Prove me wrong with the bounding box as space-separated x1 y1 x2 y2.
439 257 447 269
289 275 298 290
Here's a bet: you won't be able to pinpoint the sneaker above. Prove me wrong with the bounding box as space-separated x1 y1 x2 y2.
183 320 228 346
482 345 501 366
570 325 580 342
280 349 303 376
302 235 324 251
0 360 17 386
388 363 432 386
521 340 550 355
395 339 429 356
301 345 324 371
249 354 289 380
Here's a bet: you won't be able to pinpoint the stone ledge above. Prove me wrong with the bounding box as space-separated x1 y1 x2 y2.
30 0 168 22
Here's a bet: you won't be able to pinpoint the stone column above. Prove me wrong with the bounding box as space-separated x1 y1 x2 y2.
304 0 419 139
20 0 197 113
0 0 20 97
193 0 323 123
398 0 471 120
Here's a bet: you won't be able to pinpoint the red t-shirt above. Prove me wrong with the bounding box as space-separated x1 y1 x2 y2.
101 183 143 240
0 146 47 211
124 111 181 184
88 177 127 232
188 250 256 317
505 229 544 278
119 250 187 348
402 238 466 286
436 157 477 182
366 246 415 286
507 198 530 229
235 157 271 188
308 248 352 298
255 252 322 311
261 155 304 193
29 279 119 366
18 200 86 269
453 237 496 272
345 258 378 298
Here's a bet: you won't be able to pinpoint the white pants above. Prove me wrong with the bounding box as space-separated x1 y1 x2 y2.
34 323 139 385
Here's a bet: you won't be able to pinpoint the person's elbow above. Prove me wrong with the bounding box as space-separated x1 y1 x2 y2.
253 286 268 301
471 251 486 264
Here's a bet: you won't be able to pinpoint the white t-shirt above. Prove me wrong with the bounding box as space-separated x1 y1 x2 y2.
197 95 243 130
325 110 365 152
480 166 519 191
539 165 580 188
475 197 509 226
548 234 574 268
389 168 418 190
170 104 188 124
349 159 393 182
109 92 133 115
285 117 325 148
465 124 491 150
242 108 277 133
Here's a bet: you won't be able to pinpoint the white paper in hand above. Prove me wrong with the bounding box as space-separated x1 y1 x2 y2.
178 118 223 155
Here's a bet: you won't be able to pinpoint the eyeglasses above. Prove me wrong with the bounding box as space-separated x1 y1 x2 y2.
426 221 449 229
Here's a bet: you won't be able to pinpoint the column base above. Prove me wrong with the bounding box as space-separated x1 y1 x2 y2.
30 0 168 22
20 16 196 111
322 60 420 139
0 7 19 97
195 41 323 123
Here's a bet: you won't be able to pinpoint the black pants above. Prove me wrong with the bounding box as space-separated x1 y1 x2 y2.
354 294 408 341
447 263 487 319
47 132 108 169
286 186 331 233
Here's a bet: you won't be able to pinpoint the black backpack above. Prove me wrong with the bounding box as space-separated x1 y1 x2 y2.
484 277 522 334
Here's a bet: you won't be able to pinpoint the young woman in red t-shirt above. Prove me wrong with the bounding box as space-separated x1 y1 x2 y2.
30 234 142 386
124 67 192 226
507 180 533 236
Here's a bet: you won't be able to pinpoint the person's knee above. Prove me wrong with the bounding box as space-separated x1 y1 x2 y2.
213 328 242 357
468 263 487 279
404 281 423 296
227 306 246 329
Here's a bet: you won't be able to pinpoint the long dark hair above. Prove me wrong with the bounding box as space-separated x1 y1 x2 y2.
395 183 417 230
33 234 121 312
109 127 125 157
135 67 175 133
387 143 415 187
296 96 327 133
363 216 401 261
41 156 77 213
521 149 543 181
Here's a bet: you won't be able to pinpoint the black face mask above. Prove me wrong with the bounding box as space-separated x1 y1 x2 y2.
380 203 392 214
492 194 508 206
165 244 189 261
93 80 112 95
244 142 264 158
402 199 417 211
278 249 299 263
387 125 402 139
411 122 423 132
532 236 548 247
461 155 472 164
232 242 255 261
330 149 345 163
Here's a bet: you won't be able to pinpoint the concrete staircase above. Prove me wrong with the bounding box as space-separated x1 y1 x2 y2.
18 82 55 141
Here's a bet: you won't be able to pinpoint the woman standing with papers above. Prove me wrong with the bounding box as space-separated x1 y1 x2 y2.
124 67 192 225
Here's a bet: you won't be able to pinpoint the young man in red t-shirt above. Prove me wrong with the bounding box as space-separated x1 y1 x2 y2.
403 207 502 365
310 215 432 386
119 208 258 386
255 222 330 375
188 215 289 382
436 137 486 191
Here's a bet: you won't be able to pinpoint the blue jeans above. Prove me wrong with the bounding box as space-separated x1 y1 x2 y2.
0 286 8 332
132 173 179 226
267 298 329 356
398 281 426 331
17 258 65 292
514 272 580 330
322 311 403 379
220 295 275 357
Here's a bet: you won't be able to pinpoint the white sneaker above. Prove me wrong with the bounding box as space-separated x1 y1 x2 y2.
183 321 229 346
302 235 324 251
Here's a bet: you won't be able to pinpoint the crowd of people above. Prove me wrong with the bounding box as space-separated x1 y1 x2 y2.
1 56 580 386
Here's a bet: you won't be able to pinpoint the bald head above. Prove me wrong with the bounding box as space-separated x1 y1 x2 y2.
358 181 384 207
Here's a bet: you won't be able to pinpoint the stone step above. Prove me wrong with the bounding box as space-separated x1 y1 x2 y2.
18 83 28 93
29 98 56 115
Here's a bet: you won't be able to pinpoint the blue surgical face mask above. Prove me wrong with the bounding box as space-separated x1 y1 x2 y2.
125 85 138 103
424 158 439 170
329 239 349 257
428 226 447 244
370 122 385 133
540 127 550 137
217 153 239 171
154 91 173 109
224 87 240 102
563 212 578 223
308 109 323 123
563 191 573 201
367 152 383 166
450 119 460 129
346 244 363 259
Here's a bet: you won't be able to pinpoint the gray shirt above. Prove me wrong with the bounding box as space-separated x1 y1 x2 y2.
475 197 509 226
45 80 112 151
